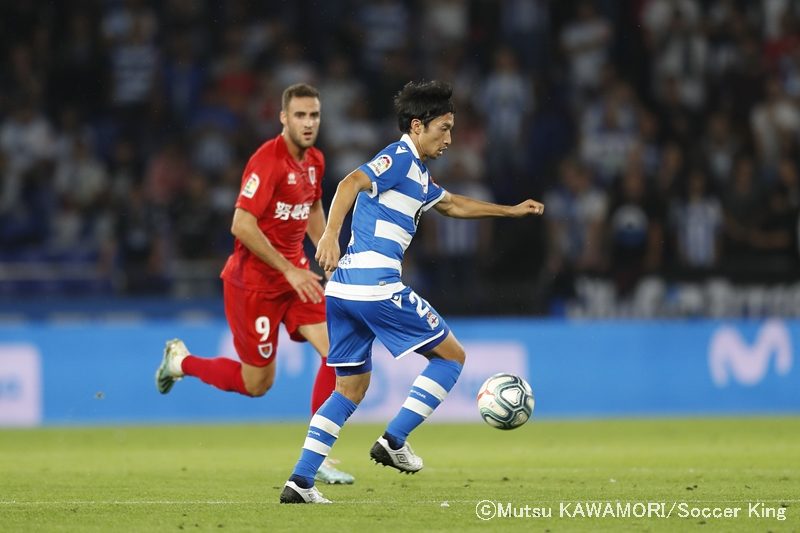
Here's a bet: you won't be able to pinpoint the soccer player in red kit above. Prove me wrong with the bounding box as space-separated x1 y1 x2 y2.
155 83 354 484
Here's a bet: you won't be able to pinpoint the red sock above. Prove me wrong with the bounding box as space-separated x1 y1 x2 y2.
181 356 251 396
311 359 336 414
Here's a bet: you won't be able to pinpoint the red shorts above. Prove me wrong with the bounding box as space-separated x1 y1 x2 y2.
223 281 326 367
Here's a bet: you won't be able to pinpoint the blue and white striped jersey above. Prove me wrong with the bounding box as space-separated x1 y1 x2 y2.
326 134 447 301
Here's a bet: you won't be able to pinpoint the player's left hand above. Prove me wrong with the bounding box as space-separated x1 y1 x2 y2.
284 267 325 303
316 231 340 272
509 199 545 217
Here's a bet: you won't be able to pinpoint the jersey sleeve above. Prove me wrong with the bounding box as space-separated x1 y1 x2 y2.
358 148 406 197
235 155 277 217
422 175 447 211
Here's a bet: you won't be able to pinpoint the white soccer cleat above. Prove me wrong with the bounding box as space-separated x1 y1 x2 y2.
315 458 355 485
369 436 423 473
155 338 188 394
279 481 332 504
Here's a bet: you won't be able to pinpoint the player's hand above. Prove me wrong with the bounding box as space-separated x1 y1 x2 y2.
315 232 340 272
284 267 325 304
509 199 545 217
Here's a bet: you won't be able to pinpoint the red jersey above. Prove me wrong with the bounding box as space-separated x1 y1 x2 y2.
221 134 324 296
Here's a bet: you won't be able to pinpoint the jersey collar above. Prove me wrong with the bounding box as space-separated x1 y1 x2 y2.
400 133 421 159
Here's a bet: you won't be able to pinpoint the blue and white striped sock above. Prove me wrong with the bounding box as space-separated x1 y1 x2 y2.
385 358 463 448
290 391 357 488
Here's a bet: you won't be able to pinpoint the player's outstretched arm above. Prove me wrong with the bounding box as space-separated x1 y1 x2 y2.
316 169 372 271
231 207 324 303
433 192 544 219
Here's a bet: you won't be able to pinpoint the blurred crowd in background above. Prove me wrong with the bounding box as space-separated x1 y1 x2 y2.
1 0 799 316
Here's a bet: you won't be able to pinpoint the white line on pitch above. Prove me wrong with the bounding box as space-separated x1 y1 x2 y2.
1 499 798 506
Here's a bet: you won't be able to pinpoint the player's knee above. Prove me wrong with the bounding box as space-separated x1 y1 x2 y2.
336 383 368 404
246 383 268 397
245 374 274 397
442 341 466 365
430 334 466 365
451 344 466 365
335 376 370 404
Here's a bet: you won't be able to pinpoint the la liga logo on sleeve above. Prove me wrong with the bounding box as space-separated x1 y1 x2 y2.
367 155 392 176
241 172 260 198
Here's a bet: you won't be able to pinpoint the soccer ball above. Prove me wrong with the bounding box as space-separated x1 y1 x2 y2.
476 373 534 430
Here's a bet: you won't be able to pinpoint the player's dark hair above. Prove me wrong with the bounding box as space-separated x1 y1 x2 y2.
393 80 454 133
282 83 320 110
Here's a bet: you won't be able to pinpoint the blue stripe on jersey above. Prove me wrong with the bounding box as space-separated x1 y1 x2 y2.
335 267 401 285
330 135 446 299
373 233 407 256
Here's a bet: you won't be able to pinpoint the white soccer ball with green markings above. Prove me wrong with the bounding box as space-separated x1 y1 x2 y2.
477 373 534 430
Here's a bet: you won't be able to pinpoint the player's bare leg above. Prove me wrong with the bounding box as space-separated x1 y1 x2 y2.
240 360 276 397
335 371 371 404
424 332 467 365
297 322 329 356
297 322 356 485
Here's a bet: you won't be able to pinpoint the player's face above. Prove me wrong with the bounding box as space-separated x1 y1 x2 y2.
280 96 321 150
417 113 454 159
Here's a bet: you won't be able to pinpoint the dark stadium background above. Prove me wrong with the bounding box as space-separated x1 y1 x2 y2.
2 0 798 318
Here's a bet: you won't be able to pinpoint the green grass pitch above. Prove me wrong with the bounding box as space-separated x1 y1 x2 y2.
1 418 798 532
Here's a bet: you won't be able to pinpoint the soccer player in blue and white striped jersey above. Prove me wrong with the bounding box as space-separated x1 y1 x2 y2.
280 80 544 504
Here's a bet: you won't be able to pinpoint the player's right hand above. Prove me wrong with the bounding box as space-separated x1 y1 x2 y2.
510 199 545 217
284 267 325 303
315 232 340 272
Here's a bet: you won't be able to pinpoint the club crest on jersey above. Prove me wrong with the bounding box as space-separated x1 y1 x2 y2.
241 172 260 198
367 155 392 176
258 343 274 360
426 311 440 330
287 172 297 185
308 166 316 185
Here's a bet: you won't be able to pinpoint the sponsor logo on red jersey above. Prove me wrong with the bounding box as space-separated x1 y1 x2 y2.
274 201 312 221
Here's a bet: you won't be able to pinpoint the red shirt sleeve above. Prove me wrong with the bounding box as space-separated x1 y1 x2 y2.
235 153 277 217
